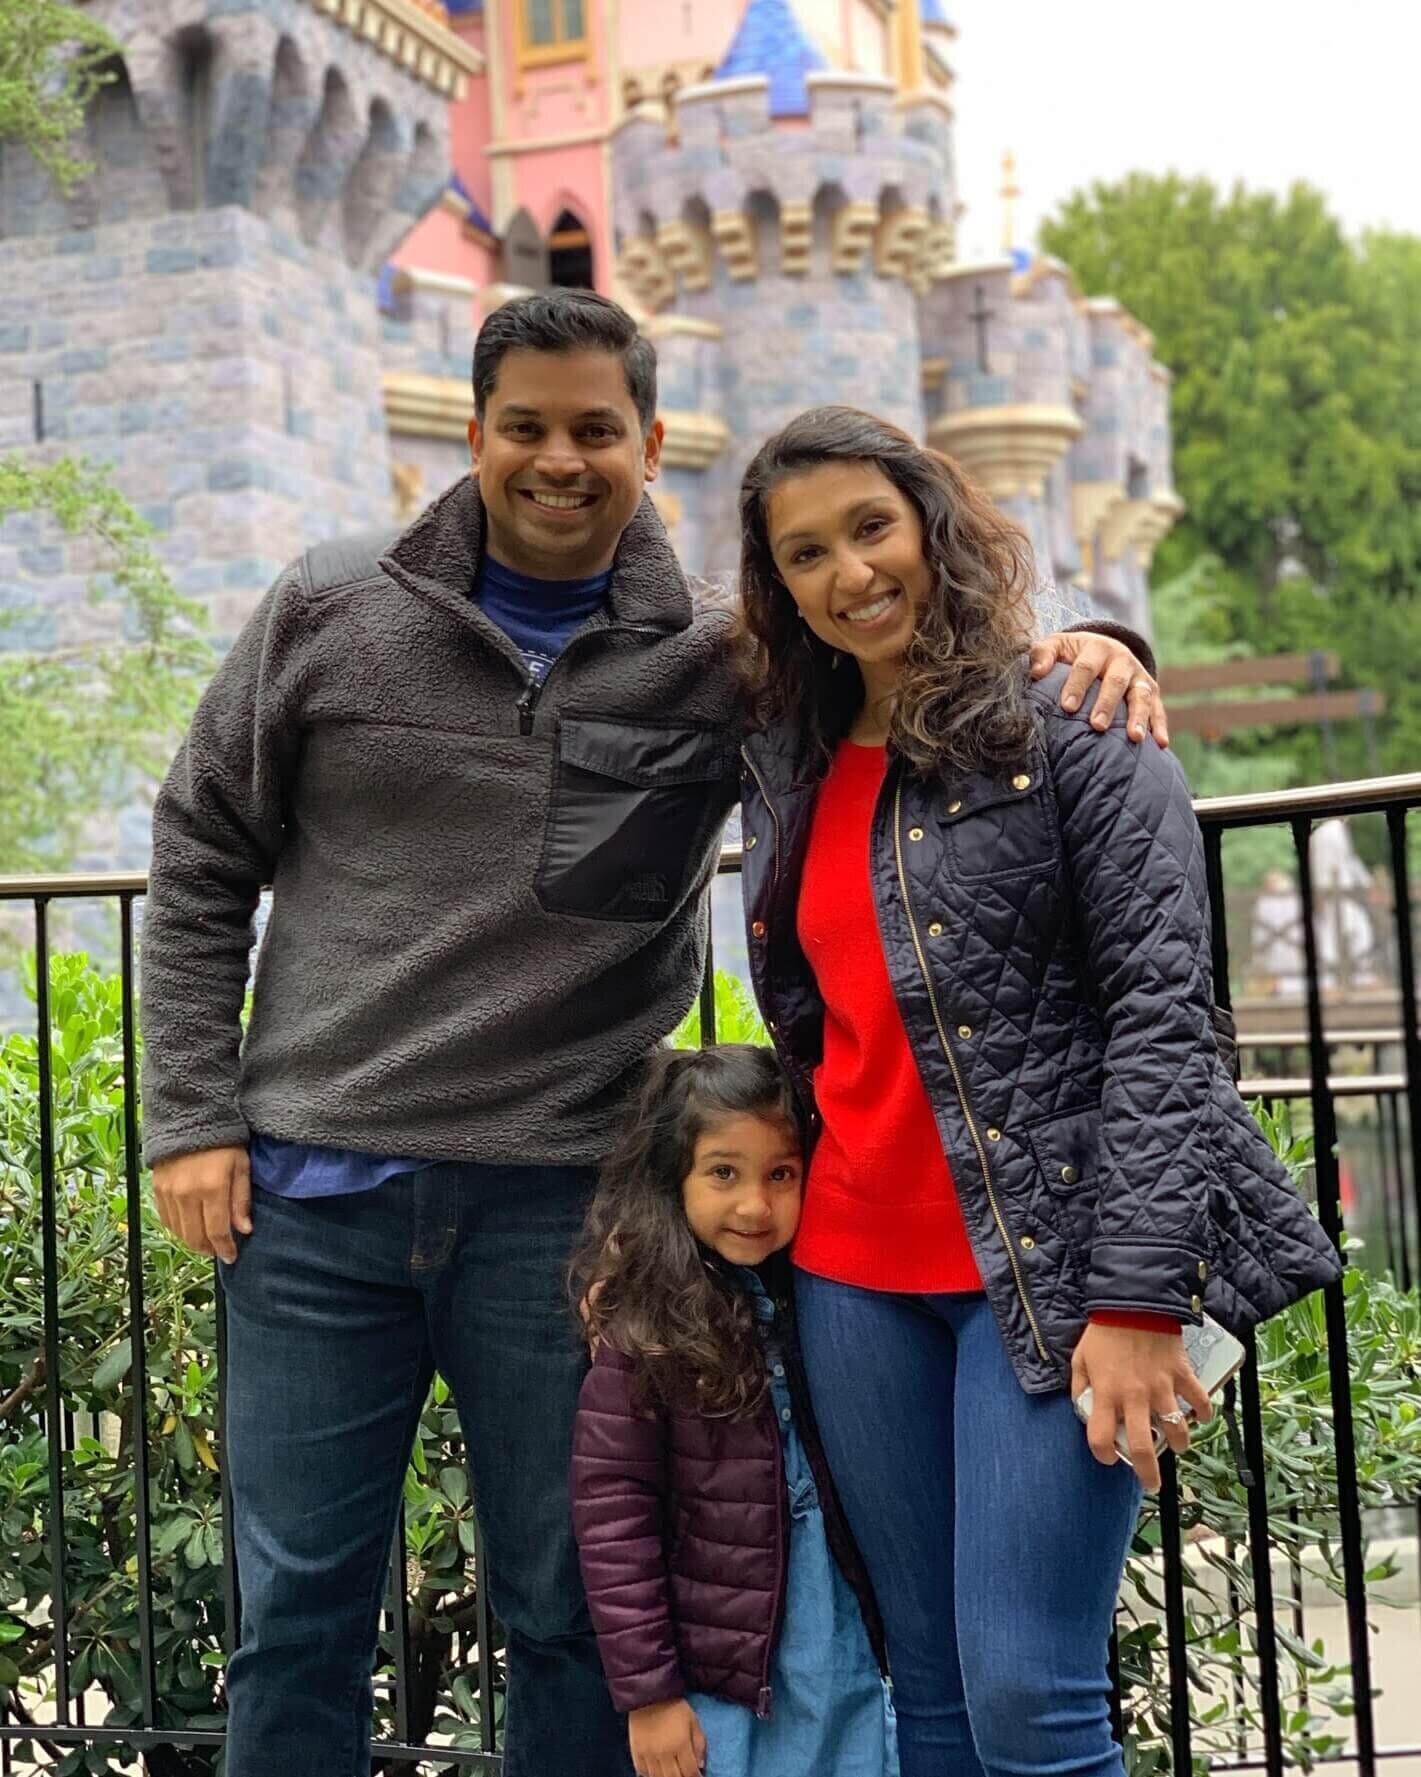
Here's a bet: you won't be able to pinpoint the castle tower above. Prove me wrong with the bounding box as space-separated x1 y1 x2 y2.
611 0 957 574
919 254 1183 633
0 0 479 646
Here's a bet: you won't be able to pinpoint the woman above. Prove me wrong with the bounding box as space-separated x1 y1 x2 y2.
732 406 1340 1777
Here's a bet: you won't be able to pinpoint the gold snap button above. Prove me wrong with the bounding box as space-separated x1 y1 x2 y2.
1060 1164 1079 1185
986 1127 1002 1142
957 1024 972 1039
745 835 757 849
947 800 963 814
1190 1294 1203 1314
928 921 944 937
751 920 766 938
908 826 924 841
1012 773 1032 791
1020 1234 1036 1251
1198 1259 1207 1281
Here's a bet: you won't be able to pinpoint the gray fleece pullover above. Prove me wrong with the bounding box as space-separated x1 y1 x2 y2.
139 477 741 1169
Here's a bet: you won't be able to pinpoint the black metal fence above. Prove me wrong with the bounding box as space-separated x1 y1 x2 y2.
1 769 1419 1773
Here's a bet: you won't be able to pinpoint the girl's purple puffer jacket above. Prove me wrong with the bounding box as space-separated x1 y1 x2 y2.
569 1277 884 1717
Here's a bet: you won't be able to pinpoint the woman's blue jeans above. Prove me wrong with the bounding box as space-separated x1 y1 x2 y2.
795 1274 1141 1777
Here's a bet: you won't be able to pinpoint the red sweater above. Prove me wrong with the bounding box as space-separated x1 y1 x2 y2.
793 741 1175 1331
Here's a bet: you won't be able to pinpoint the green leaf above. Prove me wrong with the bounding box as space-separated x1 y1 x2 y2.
92 1336 133 1392
441 1465 469 1508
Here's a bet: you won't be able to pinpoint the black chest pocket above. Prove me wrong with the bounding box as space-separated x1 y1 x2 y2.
938 764 1058 881
536 714 735 922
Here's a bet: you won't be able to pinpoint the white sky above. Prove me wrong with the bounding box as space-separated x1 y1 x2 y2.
949 2 1421 261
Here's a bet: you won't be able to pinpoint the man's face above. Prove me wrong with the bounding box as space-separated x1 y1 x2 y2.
470 347 663 580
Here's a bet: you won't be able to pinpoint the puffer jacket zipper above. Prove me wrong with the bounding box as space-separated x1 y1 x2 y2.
756 1372 788 1719
889 772 1051 1364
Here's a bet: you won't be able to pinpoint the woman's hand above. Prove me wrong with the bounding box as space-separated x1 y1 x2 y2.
629 1698 708 1777
1070 1322 1212 1492
1030 630 1168 747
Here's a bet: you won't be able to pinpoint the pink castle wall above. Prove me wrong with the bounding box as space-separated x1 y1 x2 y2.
615 0 742 73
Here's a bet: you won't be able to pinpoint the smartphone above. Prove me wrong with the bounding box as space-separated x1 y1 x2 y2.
1073 1315 1248 1464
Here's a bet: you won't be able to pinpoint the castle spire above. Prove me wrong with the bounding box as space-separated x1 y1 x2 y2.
1000 148 1021 255
715 0 827 118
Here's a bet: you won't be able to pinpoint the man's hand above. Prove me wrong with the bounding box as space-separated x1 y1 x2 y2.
1030 630 1169 747
1070 1322 1211 1493
152 1146 253 1264
629 1698 707 1777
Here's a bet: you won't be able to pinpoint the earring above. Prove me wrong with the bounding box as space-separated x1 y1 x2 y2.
831 652 841 671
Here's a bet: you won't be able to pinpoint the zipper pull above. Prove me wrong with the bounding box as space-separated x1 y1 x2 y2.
755 1685 773 1720
517 682 538 736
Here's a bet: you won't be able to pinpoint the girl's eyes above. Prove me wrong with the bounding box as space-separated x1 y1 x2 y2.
769 1166 800 1183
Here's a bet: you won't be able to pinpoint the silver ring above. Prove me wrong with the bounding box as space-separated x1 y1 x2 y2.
1158 1409 1187 1426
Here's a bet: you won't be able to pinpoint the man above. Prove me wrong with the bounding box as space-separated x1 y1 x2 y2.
141 289 1166 1776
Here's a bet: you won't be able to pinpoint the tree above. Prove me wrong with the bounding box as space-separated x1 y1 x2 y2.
0 0 117 193
1041 175 1421 791
0 461 212 872
0 1 213 873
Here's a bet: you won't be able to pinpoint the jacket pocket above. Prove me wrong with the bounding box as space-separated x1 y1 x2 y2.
937 767 1059 880
1025 1105 1102 1196
536 715 735 922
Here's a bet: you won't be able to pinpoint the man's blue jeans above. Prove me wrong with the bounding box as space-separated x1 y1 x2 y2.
218 1165 631 1777
795 1275 1141 1777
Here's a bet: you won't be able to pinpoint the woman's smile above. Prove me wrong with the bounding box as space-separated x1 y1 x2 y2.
837 586 904 630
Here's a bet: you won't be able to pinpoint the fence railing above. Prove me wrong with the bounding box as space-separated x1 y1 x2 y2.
1 768 1419 1774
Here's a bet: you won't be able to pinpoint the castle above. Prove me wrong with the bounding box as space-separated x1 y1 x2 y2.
0 0 1179 679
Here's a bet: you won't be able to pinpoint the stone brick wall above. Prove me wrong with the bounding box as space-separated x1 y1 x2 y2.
0 207 395 650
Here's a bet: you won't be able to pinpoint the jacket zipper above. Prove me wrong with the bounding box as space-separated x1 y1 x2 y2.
739 746 781 898
516 622 670 736
757 1401 787 1719
891 775 1051 1364
740 748 818 1114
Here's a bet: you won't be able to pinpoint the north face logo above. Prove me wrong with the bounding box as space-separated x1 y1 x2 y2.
625 873 670 905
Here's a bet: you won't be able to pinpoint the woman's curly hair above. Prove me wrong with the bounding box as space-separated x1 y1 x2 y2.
737 405 1038 776
569 1044 798 1420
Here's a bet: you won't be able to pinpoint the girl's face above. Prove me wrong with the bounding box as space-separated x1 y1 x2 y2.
765 461 933 680
681 1110 803 1264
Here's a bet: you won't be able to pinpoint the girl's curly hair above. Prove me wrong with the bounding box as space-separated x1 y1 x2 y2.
569 1044 798 1419
737 404 1038 776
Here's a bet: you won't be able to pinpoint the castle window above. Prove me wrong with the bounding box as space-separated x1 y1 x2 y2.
519 0 588 66
549 209 594 289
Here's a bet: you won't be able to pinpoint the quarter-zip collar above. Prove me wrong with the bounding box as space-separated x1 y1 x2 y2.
379 474 694 640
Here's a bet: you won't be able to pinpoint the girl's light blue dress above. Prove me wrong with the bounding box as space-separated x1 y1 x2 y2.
686 1272 899 1777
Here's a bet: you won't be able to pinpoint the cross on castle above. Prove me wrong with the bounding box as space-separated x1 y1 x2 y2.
969 283 994 373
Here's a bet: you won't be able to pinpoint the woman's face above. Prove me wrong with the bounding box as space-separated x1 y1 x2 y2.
765 461 933 677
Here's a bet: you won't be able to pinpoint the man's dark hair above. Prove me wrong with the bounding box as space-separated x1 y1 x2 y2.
471 289 658 431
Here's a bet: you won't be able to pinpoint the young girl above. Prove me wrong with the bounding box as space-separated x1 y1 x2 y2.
569 1043 898 1777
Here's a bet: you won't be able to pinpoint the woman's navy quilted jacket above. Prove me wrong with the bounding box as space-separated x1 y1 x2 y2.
737 664 1342 1395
